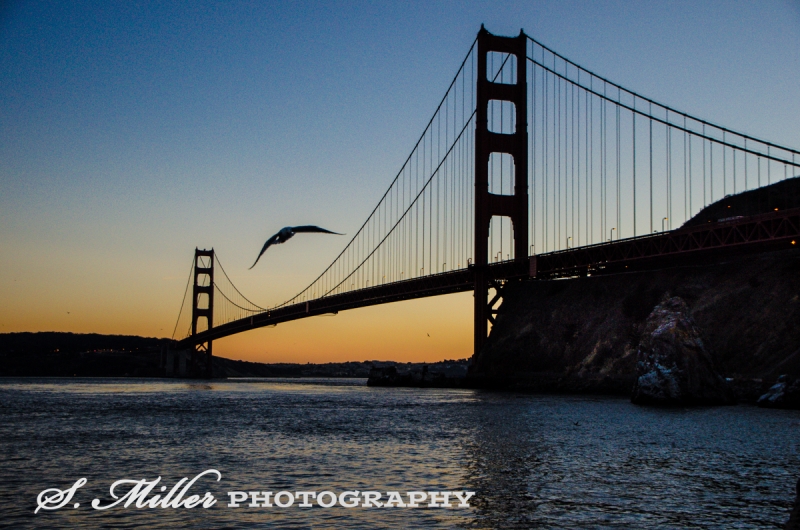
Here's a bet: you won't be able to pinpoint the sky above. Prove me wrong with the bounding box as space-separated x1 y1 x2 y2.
2 0 799 363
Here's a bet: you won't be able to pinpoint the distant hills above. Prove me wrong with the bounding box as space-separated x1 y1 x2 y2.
0 332 468 378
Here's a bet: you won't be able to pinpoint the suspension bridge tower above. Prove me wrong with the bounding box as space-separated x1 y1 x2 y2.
474 27 529 355
190 248 214 378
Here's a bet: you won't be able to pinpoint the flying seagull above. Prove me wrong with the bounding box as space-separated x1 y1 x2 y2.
250 225 343 269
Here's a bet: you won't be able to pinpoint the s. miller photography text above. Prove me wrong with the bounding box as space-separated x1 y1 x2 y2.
35 470 476 513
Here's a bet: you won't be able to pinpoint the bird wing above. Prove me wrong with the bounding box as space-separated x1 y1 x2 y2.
249 232 281 269
291 225 343 235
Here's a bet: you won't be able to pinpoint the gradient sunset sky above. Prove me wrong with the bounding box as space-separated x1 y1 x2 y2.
2 1 799 363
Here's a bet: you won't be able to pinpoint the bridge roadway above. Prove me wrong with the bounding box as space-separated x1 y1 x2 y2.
176 206 800 349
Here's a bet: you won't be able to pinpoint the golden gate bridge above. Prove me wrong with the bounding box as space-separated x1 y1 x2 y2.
169 27 800 378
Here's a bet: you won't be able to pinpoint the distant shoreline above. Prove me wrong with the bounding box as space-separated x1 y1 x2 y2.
0 331 468 379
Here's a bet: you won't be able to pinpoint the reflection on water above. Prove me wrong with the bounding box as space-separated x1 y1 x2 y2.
0 377 797 528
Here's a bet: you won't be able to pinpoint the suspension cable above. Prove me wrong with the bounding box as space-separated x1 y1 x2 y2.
214 254 266 310
171 257 194 340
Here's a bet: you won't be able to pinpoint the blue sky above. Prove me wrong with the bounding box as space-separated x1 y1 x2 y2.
1 1 798 361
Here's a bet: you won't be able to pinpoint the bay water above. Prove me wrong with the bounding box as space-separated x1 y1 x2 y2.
0 377 797 528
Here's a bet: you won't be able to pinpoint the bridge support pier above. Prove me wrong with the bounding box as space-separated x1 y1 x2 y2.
474 26 528 356
191 248 214 378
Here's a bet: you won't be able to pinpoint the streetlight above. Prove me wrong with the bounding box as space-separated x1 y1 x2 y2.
662 217 668 232
610 228 616 241
567 236 572 249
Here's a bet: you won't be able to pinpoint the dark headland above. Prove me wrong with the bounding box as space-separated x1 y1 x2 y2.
465 176 800 408
469 248 799 396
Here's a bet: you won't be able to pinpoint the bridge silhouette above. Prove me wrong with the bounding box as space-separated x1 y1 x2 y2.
170 27 800 378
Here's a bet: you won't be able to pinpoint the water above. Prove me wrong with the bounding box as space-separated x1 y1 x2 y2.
0 377 797 529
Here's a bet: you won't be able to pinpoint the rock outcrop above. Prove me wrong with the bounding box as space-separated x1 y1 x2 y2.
757 375 800 410
631 296 735 406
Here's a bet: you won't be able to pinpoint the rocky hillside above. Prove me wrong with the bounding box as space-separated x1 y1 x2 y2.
470 249 800 396
682 176 800 227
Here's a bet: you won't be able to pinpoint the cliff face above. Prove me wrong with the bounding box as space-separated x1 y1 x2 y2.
470 249 800 394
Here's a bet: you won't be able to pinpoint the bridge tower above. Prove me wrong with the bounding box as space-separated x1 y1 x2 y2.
191 248 214 378
474 27 528 355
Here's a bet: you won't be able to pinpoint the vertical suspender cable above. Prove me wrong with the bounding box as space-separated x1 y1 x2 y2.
633 106 636 236
723 131 727 197
744 139 748 191
586 87 589 243
667 121 672 227
573 80 577 244
649 105 653 233
768 146 771 184
590 78 593 243
710 133 713 204
616 99 620 236
545 67 549 251
577 73 581 246
703 125 707 207
684 117 687 222
532 56 536 254
557 69 561 248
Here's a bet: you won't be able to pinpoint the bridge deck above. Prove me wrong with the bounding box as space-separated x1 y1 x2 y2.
175 207 800 348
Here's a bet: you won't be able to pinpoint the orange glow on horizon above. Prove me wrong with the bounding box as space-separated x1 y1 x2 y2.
211 293 474 364
2 289 475 364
